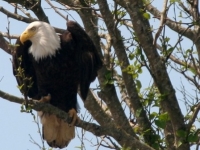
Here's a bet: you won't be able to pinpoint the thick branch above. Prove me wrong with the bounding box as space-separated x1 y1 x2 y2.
0 33 12 55
80 5 137 140
117 0 189 149
84 90 113 126
30 0 49 22
0 89 155 150
190 0 199 23
97 0 154 144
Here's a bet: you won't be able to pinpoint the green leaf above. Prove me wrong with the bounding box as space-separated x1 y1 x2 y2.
167 47 174 55
103 70 114 85
143 12 151 19
17 84 24 90
128 53 135 60
136 79 142 90
150 112 158 119
155 119 166 129
158 112 169 121
170 0 181 3
105 70 112 79
152 142 159 150
188 133 198 142
74 146 83 149
138 67 142 74
155 112 169 128
189 68 197 75
135 108 142 117
176 130 187 138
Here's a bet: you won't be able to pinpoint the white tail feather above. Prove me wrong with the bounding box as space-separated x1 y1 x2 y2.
38 111 75 148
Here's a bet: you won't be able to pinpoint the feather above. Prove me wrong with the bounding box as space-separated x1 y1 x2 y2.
12 20 102 148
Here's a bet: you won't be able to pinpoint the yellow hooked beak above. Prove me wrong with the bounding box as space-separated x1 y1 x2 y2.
20 29 36 44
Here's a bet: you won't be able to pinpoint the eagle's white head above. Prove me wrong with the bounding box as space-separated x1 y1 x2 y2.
20 21 60 61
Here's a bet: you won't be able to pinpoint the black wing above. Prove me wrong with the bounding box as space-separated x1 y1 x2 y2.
63 20 102 100
12 38 39 99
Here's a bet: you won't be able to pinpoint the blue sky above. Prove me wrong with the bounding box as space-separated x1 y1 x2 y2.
0 0 199 150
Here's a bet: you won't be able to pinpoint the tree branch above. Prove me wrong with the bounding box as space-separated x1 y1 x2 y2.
29 0 49 22
0 32 12 55
146 3 195 41
186 103 200 130
84 90 113 126
0 32 19 39
0 6 38 23
118 0 189 149
45 0 66 20
153 0 168 46
97 0 154 144
73 0 138 139
0 89 155 150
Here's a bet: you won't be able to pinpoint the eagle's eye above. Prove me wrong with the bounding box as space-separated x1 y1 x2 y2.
30 26 36 31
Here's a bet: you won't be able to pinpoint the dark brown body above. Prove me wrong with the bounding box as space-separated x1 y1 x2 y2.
13 21 102 112
12 21 102 148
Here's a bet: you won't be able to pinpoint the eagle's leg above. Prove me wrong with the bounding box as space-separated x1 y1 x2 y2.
67 108 80 126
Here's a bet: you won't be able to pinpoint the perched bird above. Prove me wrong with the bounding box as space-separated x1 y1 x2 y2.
12 20 102 148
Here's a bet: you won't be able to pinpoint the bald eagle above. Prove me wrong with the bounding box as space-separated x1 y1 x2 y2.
12 20 102 148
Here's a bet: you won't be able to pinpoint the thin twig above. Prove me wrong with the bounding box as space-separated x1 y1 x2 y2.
153 0 168 46
0 6 38 23
186 103 200 130
45 0 66 20
0 32 19 39
29 134 43 149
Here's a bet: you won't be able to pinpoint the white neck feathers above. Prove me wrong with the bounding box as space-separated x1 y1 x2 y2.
28 22 60 61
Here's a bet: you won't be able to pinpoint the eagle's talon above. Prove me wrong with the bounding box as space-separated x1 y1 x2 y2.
67 116 73 125
31 99 39 104
30 94 51 104
39 94 51 103
67 108 78 126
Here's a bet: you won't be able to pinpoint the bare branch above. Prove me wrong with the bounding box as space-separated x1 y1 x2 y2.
190 0 199 23
99 33 112 68
0 32 19 39
0 89 154 150
0 6 38 23
29 134 43 149
178 1 191 15
153 0 168 46
28 0 49 22
157 43 200 75
0 32 12 55
186 103 200 130
84 90 113 126
45 0 66 20
146 4 195 41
